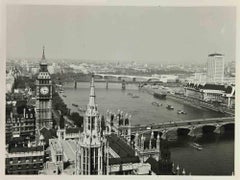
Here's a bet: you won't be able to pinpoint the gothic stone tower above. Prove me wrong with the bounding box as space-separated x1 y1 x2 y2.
35 47 53 139
75 76 108 175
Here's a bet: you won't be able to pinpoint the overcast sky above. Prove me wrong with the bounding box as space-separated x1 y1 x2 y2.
7 5 236 64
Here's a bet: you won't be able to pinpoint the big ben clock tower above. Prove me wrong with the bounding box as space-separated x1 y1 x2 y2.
35 46 53 138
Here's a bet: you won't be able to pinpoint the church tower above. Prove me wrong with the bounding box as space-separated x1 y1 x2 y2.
75 76 108 175
35 46 53 139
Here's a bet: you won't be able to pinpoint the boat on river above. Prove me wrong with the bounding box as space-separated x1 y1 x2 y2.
177 110 187 114
72 103 78 107
166 105 174 110
152 102 160 107
153 92 167 100
127 92 133 96
190 142 203 151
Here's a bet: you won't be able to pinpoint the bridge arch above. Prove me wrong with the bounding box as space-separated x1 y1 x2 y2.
147 78 160 82
188 125 204 137
202 125 217 134
177 128 191 136
94 74 105 79
161 128 178 140
219 122 234 133
222 122 234 129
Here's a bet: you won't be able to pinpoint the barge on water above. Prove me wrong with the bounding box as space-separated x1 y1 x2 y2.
153 92 167 100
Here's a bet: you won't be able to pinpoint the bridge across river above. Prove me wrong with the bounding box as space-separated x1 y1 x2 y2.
118 117 234 140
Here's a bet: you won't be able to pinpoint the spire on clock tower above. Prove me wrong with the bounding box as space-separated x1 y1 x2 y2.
42 46 46 60
39 46 48 71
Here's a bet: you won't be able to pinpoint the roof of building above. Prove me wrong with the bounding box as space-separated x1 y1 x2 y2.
49 139 77 163
107 134 137 160
185 83 234 93
9 146 44 153
109 156 140 165
66 127 82 134
61 140 77 162
203 84 226 91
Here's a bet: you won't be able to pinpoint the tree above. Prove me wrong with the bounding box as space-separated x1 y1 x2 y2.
70 112 83 128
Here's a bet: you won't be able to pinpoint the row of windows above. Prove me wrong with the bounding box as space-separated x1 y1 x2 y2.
11 122 35 126
6 170 39 175
12 127 35 131
8 156 43 161
8 117 35 123
7 164 43 170
38 80 50 84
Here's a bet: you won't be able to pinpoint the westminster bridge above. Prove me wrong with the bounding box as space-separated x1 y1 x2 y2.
116 116 234 140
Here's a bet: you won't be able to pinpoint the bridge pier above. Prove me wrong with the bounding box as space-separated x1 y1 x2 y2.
106 80 109 89
122 80 126 90
214 124 223 134
161 130 167 140
74 81 77 89
188 127 195 137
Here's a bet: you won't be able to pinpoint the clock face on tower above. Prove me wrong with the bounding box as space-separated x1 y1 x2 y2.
40 86 49 95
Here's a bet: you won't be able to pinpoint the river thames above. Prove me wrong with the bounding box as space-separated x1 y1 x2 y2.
62 82 234 175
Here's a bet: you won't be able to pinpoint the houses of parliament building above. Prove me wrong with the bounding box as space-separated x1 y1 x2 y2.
6 47 174 175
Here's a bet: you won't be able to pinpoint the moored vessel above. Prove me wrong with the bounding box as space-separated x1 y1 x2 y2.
153 92 167 99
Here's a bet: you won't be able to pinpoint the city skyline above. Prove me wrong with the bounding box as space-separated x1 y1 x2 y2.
7 5 236 64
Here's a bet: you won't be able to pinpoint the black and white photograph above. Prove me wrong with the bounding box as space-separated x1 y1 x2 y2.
3 1 238 177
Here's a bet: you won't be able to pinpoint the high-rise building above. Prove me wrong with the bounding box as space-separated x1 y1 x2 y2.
75 76 108 175
35 47 53 142
207 53 225 84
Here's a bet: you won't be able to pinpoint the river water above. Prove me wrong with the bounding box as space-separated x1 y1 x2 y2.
62 82 234 175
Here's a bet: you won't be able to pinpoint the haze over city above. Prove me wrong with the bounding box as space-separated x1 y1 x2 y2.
7 5 236 64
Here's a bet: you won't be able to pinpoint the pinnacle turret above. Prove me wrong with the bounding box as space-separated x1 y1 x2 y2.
88 75 96 108
42 46 46 60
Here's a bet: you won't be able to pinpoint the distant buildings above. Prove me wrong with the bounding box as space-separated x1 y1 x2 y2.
184 83 235 108
152 74 179 83
6 70 15 93
207 53 225 84
193 73 207 84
